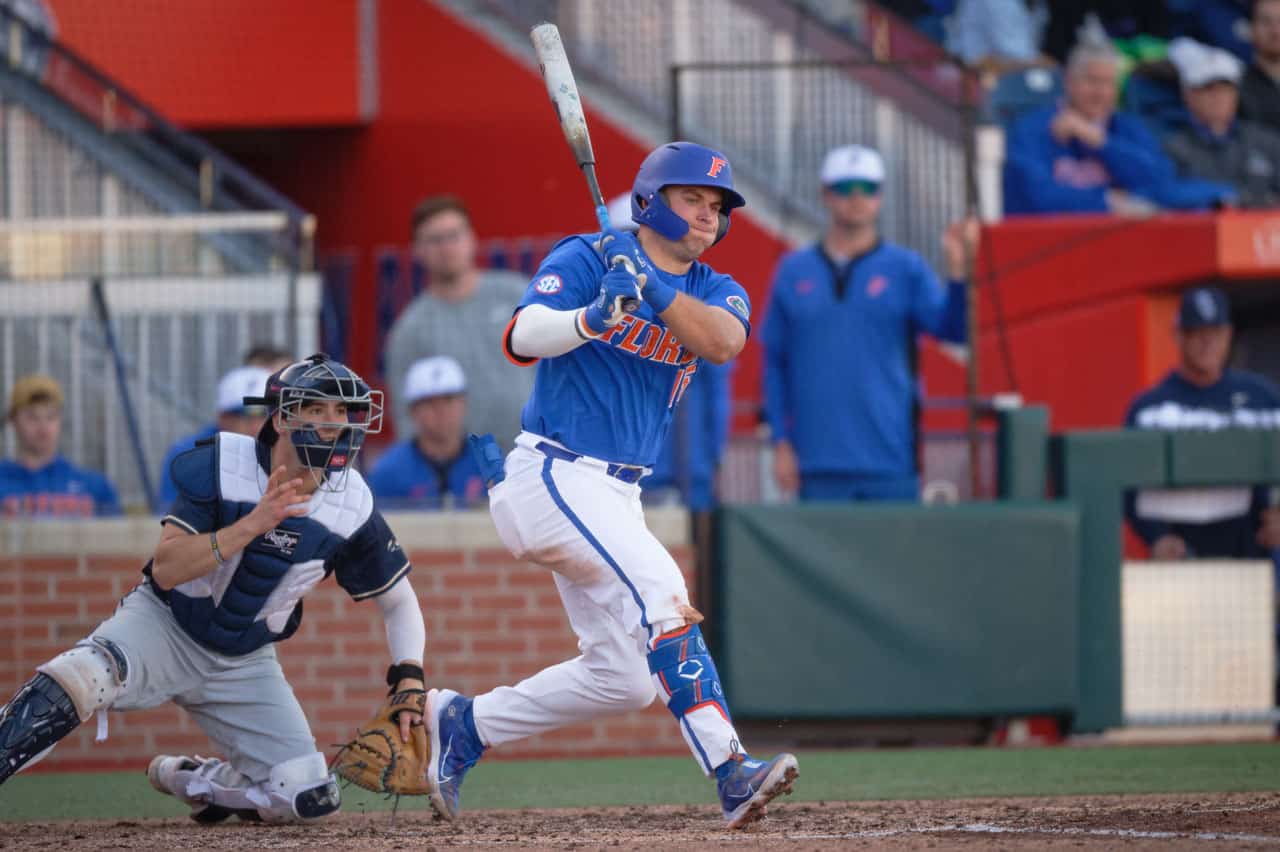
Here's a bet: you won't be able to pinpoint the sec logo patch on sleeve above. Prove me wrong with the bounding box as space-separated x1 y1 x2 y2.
726 294 750 320
535 274 563 294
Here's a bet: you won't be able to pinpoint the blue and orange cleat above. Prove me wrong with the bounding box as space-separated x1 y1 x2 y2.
715 751 800 829
425 688 486 821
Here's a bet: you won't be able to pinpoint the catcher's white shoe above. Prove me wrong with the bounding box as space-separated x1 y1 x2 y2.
146 754 259 824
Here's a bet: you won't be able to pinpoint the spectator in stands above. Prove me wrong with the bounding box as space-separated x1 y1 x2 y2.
383 195 533 451
1124 287 1280 560
1164 40 1280 209
946 0 1049 72
366 355 484 510
762 145 973 502
242 343 294 373
0 374 121 518
155 366 271 507
1240 0 1280 132
1003 39 1236 215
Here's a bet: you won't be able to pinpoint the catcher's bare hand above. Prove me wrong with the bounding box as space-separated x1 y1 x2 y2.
247 466 310 534
395 677 425 742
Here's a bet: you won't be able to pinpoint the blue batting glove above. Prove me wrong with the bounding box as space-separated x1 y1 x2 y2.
592 229 677 314
593 228 641 269
582 264 643 334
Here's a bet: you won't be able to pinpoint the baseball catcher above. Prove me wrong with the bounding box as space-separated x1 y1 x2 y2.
0 354 427 824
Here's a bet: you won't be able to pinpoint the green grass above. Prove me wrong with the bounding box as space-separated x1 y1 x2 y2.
2 743 1278 822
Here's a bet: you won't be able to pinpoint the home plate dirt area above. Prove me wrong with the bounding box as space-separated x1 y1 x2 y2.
4 791 1279 850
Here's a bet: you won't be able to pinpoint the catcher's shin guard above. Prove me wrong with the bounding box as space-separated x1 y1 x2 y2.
0 673 81 784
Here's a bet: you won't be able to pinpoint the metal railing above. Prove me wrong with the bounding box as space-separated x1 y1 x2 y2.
0 1 315 271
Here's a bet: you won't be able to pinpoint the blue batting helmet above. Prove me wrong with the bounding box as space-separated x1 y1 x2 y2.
630 142 746 246
250 353 384 490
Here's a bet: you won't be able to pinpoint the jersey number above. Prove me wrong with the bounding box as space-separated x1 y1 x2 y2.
668 363 698 409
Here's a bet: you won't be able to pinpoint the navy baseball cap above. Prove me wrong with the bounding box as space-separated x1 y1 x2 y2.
1177 287 1231 330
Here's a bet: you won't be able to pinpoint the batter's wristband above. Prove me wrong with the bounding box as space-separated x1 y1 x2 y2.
209 531 227 566
386 662 425 693
643 277 677 314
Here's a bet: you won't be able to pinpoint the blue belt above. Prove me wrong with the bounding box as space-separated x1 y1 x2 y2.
535 441 646 484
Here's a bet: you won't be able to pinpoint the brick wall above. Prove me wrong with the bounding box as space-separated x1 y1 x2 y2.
0 510 695 772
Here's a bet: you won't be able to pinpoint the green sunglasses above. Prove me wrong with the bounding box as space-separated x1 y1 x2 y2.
826 179 881 197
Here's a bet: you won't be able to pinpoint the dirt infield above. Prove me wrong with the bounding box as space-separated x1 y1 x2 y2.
4 791 1279 850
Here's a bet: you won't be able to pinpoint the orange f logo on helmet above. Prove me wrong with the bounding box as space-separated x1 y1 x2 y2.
707 157 727 178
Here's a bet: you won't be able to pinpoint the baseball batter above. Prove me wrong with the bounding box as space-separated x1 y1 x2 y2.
426 142 799 830
0 354 426 824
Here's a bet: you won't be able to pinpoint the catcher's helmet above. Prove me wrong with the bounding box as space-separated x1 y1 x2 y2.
249 353 383 490
630 142 746 246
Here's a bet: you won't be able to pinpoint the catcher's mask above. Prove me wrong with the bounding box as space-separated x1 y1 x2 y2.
247 353 383 492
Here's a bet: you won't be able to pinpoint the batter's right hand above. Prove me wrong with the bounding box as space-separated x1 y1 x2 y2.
247 465 311 533
772 440 800 494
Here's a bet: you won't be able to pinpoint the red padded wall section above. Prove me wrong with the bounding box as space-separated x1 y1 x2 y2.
47 0 364 127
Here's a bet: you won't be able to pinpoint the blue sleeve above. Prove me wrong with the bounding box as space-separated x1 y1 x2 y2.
1096 117 1175 188
761 266 791 442
1003 112 1109 214
161 443 220 534
89 471 122 517
1106 117 1234 210
331 510 412 601
517 236 602 312
908 253 951 338
702 274 752 337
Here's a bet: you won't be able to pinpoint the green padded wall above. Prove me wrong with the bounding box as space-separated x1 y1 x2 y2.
715 503 1080 719
1051 430 1166 732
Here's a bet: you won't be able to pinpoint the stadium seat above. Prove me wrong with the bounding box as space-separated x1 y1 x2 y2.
1122 68 1192 140
983 66 1062 130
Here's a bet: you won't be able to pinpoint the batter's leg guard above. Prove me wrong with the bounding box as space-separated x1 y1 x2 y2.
0 673 80 784
647 624 736 774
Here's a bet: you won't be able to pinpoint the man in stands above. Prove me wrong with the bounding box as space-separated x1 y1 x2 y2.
383 195 533 451
1004 39 1235 215
1165 39 1280 209
0 374 120 518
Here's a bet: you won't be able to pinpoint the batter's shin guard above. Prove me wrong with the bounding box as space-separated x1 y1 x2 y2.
648 624 738 773
0 673 81 784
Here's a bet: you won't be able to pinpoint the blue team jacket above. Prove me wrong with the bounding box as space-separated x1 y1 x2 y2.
762 241 966 478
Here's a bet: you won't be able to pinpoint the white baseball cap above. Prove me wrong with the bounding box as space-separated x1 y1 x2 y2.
404 356 466 404
1168 38 1242 88
216 366 271 415
820 144 886 185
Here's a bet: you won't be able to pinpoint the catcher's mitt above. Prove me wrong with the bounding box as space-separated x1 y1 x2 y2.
331 689 430 795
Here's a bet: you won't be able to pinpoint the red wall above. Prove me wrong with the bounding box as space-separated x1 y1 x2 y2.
49 0 367 127
48 0 791 432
